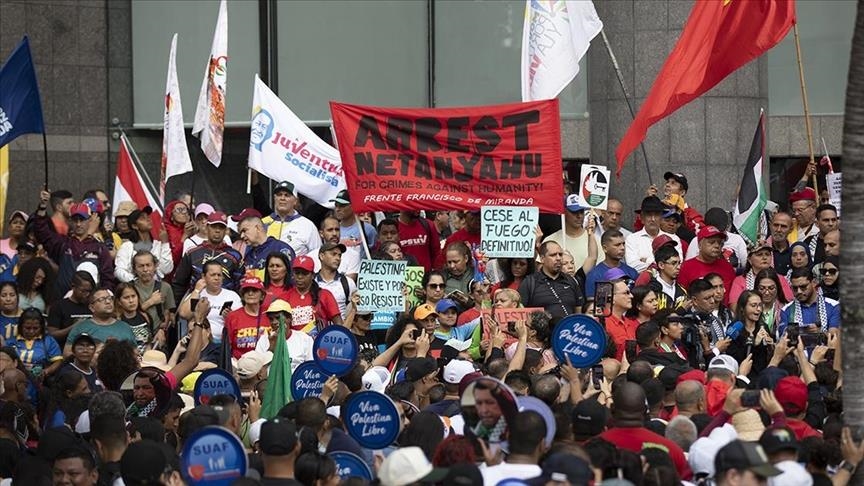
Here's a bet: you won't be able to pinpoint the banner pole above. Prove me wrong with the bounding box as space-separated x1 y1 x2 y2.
356 218 371 259
600 29 653 186
792 23 819 203
247 168 252 194
41 132 49 189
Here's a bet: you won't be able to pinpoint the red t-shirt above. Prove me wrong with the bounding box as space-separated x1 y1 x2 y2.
225 307 268 359
787 419 822 441
398 218 439 272
678 257 735 303
599 427 692 480
605 314 638 362
263 284 292 310
284 287 341 333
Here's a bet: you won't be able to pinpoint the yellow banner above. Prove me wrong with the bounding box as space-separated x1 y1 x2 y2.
0 145 7 236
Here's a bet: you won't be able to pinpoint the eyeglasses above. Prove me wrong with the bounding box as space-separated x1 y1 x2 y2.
661 260 681 267
92 296 113 304
428 283 445 289
822 268 838 276
792 284 811 292
757 285 776 292
173 206 189 214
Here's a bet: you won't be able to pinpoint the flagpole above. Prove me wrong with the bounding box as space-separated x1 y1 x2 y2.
41 132 48 189
792 23 819 204
120 131 165 213
600 30 653 186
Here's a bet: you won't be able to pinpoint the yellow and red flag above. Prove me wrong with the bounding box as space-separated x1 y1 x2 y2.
615 0 795 175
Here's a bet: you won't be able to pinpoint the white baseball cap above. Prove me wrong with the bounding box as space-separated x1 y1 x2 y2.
443 359 475 385
361 366 391 393
708 354 739 376
378 446 448 486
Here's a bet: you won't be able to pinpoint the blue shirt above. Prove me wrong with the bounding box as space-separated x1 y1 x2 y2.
6 334 63 369
433 320 479 342
584 262 639 298
779 296 841 334
0 313 18 341
340 220 377 252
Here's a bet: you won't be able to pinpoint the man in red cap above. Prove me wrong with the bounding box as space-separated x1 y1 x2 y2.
678 226 735 303
788 188 819 243
774 376 821 440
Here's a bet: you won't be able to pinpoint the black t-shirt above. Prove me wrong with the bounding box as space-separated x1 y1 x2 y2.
59 362 103 393
354 330 386 360
47 298 92 330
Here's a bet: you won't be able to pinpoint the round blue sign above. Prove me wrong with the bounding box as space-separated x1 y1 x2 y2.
330 451 373 480
344 391 400 450
291 361 326 399
551 314 606 368
193 368 242 406
313 325 359 377
181 426 247 486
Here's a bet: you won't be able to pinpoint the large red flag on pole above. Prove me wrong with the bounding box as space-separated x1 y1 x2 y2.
114 135 164 239
615 0 795 176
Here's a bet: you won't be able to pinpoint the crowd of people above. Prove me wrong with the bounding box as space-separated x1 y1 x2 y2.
0 163 856 486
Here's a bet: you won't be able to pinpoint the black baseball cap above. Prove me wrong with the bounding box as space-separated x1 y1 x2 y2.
527 453 593 486
714 440 782 478
405 357 438 382
71 333 96 347
320 241 347 254
664 172 689 191
259 418 298 456
273 181 296 196
330 190 350 205
759 427 799 454
571 399 607 441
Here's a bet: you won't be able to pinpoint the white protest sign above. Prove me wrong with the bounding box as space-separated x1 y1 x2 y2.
577 164 611 210
480 206 539 258
827 172 841 216
357 260 406 312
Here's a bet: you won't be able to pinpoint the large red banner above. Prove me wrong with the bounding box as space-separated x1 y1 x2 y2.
330 100 564 213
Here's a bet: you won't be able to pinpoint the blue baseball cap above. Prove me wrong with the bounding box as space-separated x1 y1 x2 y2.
565 194 587 213
435 298 459 313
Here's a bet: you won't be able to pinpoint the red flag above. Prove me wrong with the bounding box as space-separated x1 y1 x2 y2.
615 0 795 175
113 136 164 239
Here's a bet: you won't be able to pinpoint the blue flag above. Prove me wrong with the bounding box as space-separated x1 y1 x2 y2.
0 36 45 148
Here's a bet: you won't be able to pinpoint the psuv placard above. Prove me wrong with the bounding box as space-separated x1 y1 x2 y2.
357 260 406 312
480 206 539 258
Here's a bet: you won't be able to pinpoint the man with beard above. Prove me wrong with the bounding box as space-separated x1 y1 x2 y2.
518 241 583 318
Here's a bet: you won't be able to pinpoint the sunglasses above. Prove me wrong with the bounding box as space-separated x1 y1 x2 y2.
428 283 445 289
821 268 838 276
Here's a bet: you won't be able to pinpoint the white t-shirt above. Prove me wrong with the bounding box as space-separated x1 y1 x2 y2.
481 462 542 485
188 287 241 342
543 229 605 268
316 273 358 319
768 460 813 486
280 216 321 256
624 229 683 272
307 247 361 276
255 329 314 372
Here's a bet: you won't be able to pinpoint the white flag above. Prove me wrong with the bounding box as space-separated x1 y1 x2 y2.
248 75 346 208
521 0 603 101
160 33 193 203
192 0 228 167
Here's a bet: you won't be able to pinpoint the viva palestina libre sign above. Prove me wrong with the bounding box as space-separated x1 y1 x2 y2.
330 99 564 213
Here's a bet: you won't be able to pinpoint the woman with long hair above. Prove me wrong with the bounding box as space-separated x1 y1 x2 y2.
14 258 57 313
491 258 535 294
626 285 658 324
114 282 154 352
39 370 90 430
754 268 789 338
729 245 794 305
263 252 293 306
726 290 774 378
372 317 429 373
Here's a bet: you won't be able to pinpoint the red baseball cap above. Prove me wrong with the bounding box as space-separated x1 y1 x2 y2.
774 376 808 415
697 225 726 242
651 234 678 253
240 276 265 292
293 256 315 273
231 208 262 222
69 203 92 219
206 211 228 226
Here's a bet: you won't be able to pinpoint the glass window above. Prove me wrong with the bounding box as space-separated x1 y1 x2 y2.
434 0 588 117
131 0 260 126
767 1 855 116
275 0 428 122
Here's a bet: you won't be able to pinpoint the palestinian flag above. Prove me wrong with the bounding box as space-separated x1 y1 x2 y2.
733 111 767 245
